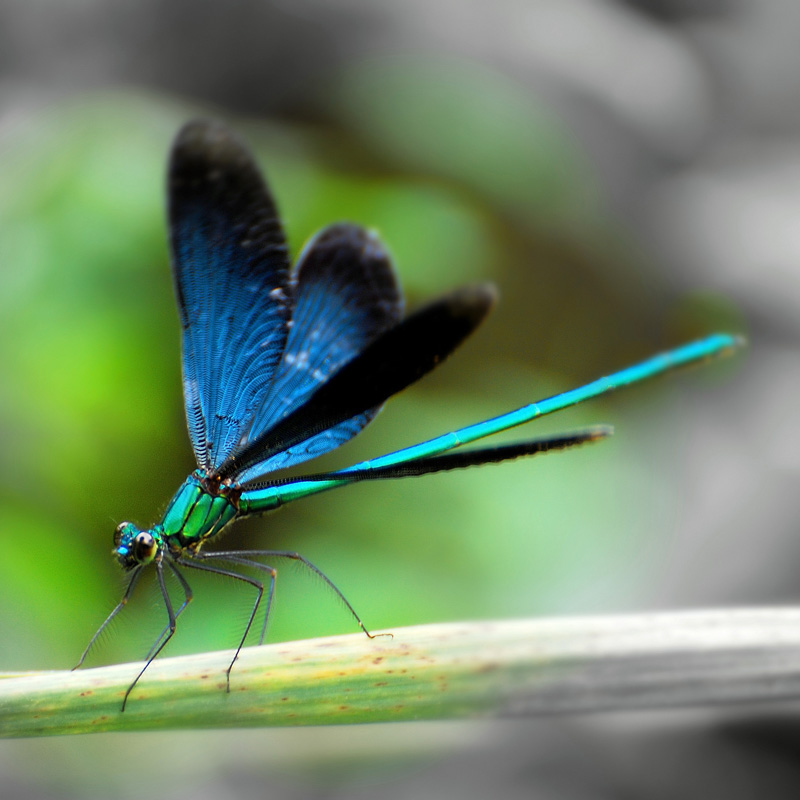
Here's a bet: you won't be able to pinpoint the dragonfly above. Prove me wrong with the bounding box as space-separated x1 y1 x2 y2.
75 119 742 710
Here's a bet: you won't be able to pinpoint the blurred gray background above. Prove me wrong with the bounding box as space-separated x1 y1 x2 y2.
1 0 799 797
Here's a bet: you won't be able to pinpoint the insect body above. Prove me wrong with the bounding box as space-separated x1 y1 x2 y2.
75 120 741 709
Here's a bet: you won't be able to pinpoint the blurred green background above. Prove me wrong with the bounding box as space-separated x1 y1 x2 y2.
0 82 732 668
0 20 756 800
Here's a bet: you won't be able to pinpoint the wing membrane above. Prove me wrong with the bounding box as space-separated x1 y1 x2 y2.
215 285 496 482
169 120 291 470
233 223 403 482
252 427 613 487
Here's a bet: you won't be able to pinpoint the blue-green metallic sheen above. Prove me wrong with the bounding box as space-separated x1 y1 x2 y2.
115 474 239 567
115 333 740 555
115 334 741 553
80 119 745 712
159 473 238 551
238 333 742 515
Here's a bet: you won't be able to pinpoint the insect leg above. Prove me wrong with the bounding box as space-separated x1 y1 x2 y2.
177 555 274 691
204 549 389 641
143 561 194 661
121 558 177 711
191 552 278 646
73 566 143 669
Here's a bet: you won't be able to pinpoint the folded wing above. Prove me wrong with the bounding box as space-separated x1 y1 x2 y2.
232 224 403 482
169 120 292 471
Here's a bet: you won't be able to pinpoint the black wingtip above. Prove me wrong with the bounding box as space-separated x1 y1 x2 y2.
214 281 499 482
173 118 235 151
168 118 286 264
445 283 497 327
174 118 217 143
170 119 255 182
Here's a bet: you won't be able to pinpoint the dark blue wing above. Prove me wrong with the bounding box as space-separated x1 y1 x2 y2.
169 120 292 471
217 284 494 485
231 224 403 483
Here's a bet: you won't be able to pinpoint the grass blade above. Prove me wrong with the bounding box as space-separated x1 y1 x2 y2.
4 609 800 737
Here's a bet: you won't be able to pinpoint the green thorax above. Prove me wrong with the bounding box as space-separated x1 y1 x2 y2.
158 471 240 554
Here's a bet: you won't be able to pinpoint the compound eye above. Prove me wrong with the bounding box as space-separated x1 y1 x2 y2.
133 531 157 564
113 522 132 548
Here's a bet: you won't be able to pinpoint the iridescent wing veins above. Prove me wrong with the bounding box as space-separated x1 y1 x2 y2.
216 284 496 484
229 223 403 483
169 120 292 471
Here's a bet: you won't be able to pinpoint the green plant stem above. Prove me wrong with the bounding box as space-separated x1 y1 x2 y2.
4 609 800 738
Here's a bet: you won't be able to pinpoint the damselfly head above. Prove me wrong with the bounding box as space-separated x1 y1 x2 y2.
113 522 158 569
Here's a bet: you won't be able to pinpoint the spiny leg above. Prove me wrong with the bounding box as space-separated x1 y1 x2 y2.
177 555 273 691
193 552 278 647
73 567 143 670
202 549 389 641
144 561 194 661
122 558 177 711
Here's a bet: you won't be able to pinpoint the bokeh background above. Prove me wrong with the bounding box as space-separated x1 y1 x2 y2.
1 0 798 797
